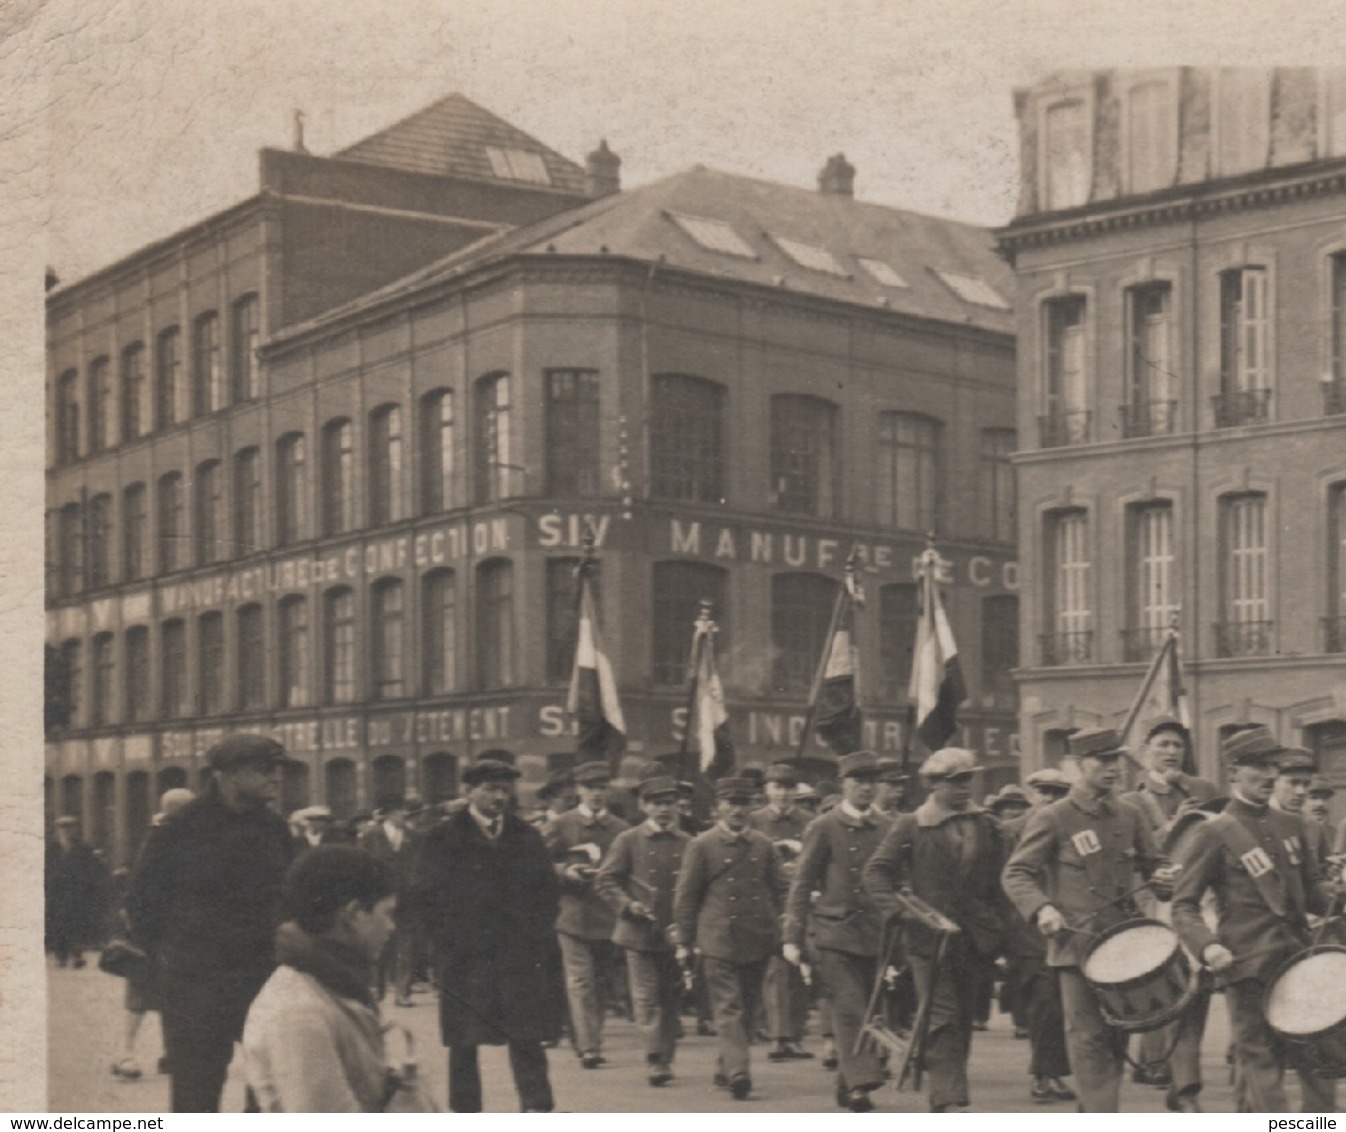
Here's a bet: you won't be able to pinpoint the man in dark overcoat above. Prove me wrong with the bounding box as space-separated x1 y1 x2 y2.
46 816 111 967
406 757 566 1113
125 733 295 1112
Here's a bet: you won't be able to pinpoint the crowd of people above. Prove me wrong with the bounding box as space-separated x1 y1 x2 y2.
56 716 1346 1113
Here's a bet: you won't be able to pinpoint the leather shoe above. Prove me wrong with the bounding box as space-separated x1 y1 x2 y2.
712 1072 730 1089
845 1088 875 1113
648 1060 673 1087
769 1041 814 1060
580 1053 604 1069
729 1074 752 1100
1048 1079 1076 1102
1030 1077 1052 1104
1165 1088 1201 1113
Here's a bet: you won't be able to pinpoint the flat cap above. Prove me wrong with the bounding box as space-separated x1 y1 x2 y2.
676 780 696 797
714 777 756 800
1025 767 1072 792
1068 727 1126 761
638 775 679 800
989 784 1031 811
207 732 287 771
837 751 880 779
739 767 766 786
1277 747 1318 774
303 805 333 821
876 758 909 783
1309 775 1336 798
765 762 800 786
919 747 982 780
461 758 522 787
574 761 613 785
1143 713 1189 741
1221 725 1284 767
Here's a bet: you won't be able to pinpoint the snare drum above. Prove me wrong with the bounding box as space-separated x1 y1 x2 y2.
1264 946 1346 1078
1080 917 1197 1032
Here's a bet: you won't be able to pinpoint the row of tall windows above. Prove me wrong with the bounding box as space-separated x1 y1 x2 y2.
53 295 260 464
1041 484 1346 665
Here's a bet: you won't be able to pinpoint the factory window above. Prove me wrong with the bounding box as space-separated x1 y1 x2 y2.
1217 493 1271 657
422 753 457 805
982 593 1019 700
238 603 266 710
192 311 223 415
123 483 147 582
230 293 260 402
1125 80 1177 194
276 432 308 546
771 572 840 694
156 326 184 428
325 759 357 821
233 447 262 556
324 587 356 704
195 460 222 566
198 611 225 716
1041 296 1089 446
545 369 601 497
652 561 728 687
420 389 455 514
370 578 406 700
877 412 942 533
1329 255 1346 411
651 375 725 503
157 471 184 573
979 429 1016 542
371 756 406 809
879 583 918 701
90 633 115 728
278 595 310 707
87 356 112 453
59 639 82 729
422 568 457 695
545 558 594 685
1126 502 1177 661
57 502 83 596
160 619 186 718
1043 509 1092 665
771 394 838 517
1216 69 1270 175
473 373 512 505
87 493 112 589
1216 267 1271 426
1124 283 1176 437
368 404 405 526
56 369 80 464
476 559 514 690
1043 99 1090 210
321 419 355 536
125 626 150 723
1330 484 1346 653
121 343 148 441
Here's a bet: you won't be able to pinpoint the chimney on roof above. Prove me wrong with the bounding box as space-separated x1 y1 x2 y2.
818 153 855 197
293 110 308 155
586 139 621 198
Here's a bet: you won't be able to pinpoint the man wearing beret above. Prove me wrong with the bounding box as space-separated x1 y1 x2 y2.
542 760 629 1069
406 757 565 1112
1002 727 1174 1112
783 751 892 1111
125 734 296 1111
673 777 788 1100
751 762 813 1062
596 776 692 1086
865 748 1008 1113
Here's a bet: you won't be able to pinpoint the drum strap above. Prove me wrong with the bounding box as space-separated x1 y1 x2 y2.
1209 814 1289 919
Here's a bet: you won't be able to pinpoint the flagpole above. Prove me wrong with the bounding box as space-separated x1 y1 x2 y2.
793 545 858 762
1117 613 1181 771
677 600 712 785
901 537 938 777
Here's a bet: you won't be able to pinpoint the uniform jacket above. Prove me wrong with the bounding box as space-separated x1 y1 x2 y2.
783 804 891 956
125 788 295 981
595 822 691 952
405 808 566 1046
543 807 630 939
999 808 1046 961
1118 773 1220 834
1001 786 1165 968
749 805 810 843
672 825 787 963
864 801 1007 959
1171 795 1329 984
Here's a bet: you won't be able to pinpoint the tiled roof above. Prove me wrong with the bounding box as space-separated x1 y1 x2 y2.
336 93 588 194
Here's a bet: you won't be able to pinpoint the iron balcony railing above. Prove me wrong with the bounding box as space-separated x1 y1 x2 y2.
1211 388 1272 428
1040 630 1094 667
1213 620 1274 658
1120 626 1170 663
1037 410 1093 449
1324 615 1346 654
1119 399 1177 439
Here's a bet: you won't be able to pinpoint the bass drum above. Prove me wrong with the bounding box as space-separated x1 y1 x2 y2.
1264 946 1346 1078
1080 917 1198 1032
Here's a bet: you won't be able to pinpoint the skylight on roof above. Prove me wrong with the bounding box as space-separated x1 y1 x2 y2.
858 258 909 288
771 235 847 276
485 146 551 185
668 213 756 258
933 269 1010 310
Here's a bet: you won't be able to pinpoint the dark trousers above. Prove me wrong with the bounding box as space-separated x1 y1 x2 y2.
626 949 682 1064
813 948 884 1091
448 1042 553 1113
1226 979 1336 1113
159 970 266 1112
763 955 809 1041
910 938 986 1110
1017 959 1069 1079
702 956 768 1080
1058 967 1128 1112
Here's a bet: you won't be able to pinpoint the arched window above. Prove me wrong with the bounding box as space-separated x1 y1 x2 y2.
276 433 308 545
124 626 150 723
123 483 147 582
771 395 838 517
157 472 184 573
121 343 148 442
369 404 404 526
979 429 1016 541
321 419 355 536
233 447 262 555
198 612 225 715
56 369 80 464
278 595 310 708
544 369 600 496
192 311 222 415
473 373 512 504
237 603 266 710
324 587 356 704
90 632 115 727
58 639 82 729
370 578 406 700
879 583 918 702
371 755 406 807
325 758 357 820
422 569 457 695
155 326 184 429
771 573 840 694
877 412 942 533
476 559 514 689
161 619 186 718
125 771 151 859
58 502 84 596
650 374 725 503
91 771 115 855
88 493 113 589
1217 493 1271 657
652 561 728 686
420 389 454 514
230 293 261 402
194 460 222 566
87 356 112 453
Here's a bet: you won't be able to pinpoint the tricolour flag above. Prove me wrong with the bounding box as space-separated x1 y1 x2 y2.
1119 628 1193 774
908 553 966 753
690 619 735 779
815 563 863 756
567 568 626 766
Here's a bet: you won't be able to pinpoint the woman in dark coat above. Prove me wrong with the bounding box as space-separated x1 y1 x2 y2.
406 758 566 1113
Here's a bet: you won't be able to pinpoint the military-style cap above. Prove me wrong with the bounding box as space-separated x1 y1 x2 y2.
1068 727 1126 761
739 767 766 786
765 762 800 786
676 780 696 797
462 758 522 787
1309 775 1336 799
919 747 982 780
714 777 756 801
1025 767 1072 793
837 751 880 779
1221 725 1284 767
537 769 576 801
876 758 909 784
989 785 1031 811
351 809 374 824
1143 713 1189 741
794 783 818 802
574 761 613 785
304 805 333 821
207 732 287 771
638 775 679 800
1277 747 1318 775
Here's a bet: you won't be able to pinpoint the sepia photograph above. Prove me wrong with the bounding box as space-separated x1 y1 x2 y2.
23 0 1346 1116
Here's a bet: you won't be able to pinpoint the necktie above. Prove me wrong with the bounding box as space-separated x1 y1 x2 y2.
488 818 501 840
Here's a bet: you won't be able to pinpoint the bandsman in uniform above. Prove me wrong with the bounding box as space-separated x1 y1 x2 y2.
1002 727 1175 1112
1307 776 1335 827
751 762 814 1062
865 748 1008 1113
543 761 629 1069
1171 727 1338 1113
672 777 788 1100
876 759 909 818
